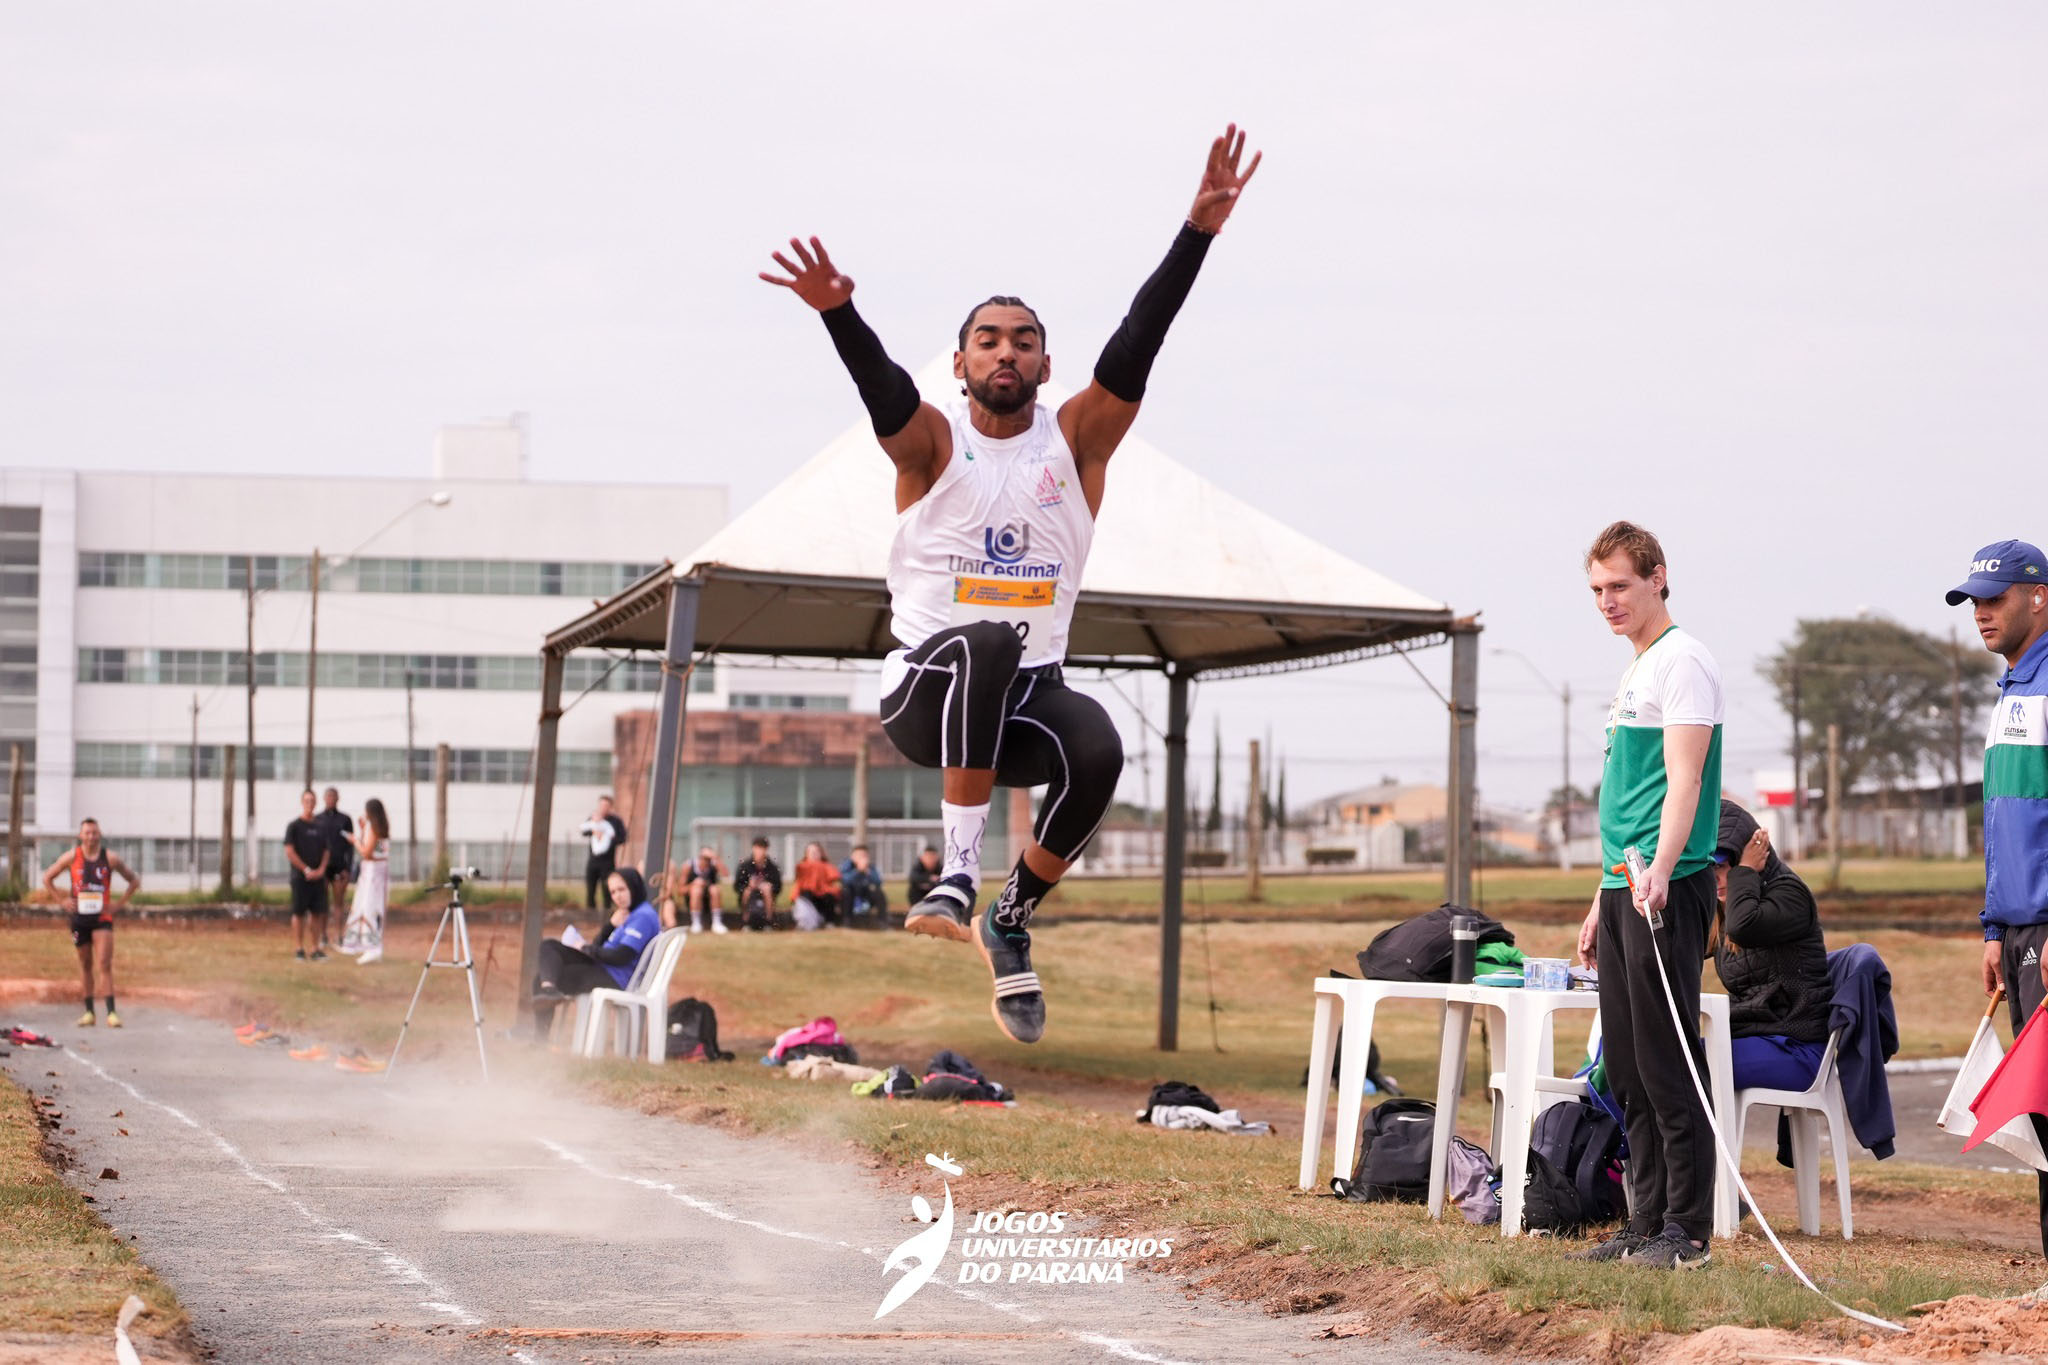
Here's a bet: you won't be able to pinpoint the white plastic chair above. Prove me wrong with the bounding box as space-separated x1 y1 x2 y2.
1735 1029 1851 1239
577 928 689 1062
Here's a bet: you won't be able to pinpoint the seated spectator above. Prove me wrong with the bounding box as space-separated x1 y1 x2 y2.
792 842 842 929
1710 799 1831 1093
906 844 942 911
530 866 662 1038
734 838 783 932
839 844 889 928
681 845 728 934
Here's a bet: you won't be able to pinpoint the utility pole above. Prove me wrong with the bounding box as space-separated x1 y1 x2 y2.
1790 661 1804 862
305 548 319 792
433 742 451 877
1950 626 1968 858
244 555 259 887
1558 681 1573 871
219 745 236 897
188 694 199 891
1246 737 1264 901
1826 722 1843 892
851 741 870 854
405 669 420 882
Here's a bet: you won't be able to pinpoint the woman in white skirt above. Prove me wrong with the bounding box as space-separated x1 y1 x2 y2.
341 798 391 964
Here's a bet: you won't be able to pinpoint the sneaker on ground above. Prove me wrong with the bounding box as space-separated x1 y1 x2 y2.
334 1048 386 1074
357 947 382 966
105 1012 122 1029
973 911 1045 1044
76 1010 96 1028
289 1044 329 1062
905 874 976 943
1622 1227 1711 1270
294 950 308 961
237 1027 275 1046
1565 1228 1649 1262
310 948 328 962
711 917 729 934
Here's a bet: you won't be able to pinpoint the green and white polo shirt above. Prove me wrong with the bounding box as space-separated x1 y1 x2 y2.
1598 625 1725 889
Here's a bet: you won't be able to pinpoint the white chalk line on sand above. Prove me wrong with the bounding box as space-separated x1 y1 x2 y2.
58 1048 545 1365
539 1139 1201 1365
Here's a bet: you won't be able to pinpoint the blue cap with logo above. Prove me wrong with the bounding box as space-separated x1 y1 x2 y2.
1945 539 2048 606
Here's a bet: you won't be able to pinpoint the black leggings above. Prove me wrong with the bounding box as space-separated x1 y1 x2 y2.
531 939 619 1034
880 623 1123 863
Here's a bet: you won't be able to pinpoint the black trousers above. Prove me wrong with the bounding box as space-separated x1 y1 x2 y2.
531 939 618 1034
584 852 615 910
2000 922 2048 1259
1599 868 1717 1242
880 623 1124 863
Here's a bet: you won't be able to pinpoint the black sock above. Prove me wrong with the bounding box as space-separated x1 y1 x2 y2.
104 996 116 1014
83 997 94 1015
990 858 1057 931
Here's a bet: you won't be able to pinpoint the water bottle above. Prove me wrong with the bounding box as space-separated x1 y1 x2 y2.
1450 915 1478 984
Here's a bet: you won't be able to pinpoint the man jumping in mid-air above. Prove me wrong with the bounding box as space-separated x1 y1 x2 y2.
762 125 1260 1043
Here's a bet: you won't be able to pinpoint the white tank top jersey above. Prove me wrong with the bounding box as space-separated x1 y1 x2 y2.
884 402 1096 689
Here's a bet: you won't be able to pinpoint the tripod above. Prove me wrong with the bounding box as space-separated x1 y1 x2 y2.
386 874 489 1080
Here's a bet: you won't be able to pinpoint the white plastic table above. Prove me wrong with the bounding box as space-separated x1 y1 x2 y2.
1298 977 1737 1238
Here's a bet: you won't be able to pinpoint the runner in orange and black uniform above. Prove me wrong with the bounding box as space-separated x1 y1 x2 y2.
41 818 139 1028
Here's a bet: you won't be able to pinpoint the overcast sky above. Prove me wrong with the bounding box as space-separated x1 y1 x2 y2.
6 3 2045 816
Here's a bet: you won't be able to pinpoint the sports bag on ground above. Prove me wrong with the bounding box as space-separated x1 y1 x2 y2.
1331 1097 1435 1203
1357 904 1515 983
664 997 734 1062
1521 1099 1625 1232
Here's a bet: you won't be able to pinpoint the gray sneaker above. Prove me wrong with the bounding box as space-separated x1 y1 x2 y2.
974 911 1045 1044
1622 1228 1711 1270
1566 1228 1649 1262
905 874 975 943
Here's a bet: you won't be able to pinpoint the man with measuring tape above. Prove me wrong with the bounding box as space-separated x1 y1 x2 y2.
761 126 1260 1043
41 817 140 1028
1947 537 2048 1259
1573 521 1725 1269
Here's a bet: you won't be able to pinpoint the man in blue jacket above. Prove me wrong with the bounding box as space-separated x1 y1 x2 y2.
1948 537 2048 1258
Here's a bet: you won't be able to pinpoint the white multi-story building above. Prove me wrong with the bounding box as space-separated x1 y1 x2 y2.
1 420 861 887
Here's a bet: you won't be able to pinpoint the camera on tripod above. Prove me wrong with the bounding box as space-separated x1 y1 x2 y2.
445 866 483 888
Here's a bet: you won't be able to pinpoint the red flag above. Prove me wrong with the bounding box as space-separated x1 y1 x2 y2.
1964 1004 2048 1152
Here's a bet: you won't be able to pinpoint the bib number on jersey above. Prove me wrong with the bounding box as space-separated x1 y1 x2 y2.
77 891 106 918
950 576 1056 645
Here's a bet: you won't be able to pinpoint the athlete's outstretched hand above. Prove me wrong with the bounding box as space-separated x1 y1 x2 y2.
1187 124 1261 234
759 236 854 312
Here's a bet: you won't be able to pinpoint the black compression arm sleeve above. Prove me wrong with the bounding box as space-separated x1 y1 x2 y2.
1092 223 1214 403
820 302 922 439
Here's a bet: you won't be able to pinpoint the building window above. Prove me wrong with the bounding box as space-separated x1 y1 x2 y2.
729 693 850 712
78 552 656 599
75 741 610 785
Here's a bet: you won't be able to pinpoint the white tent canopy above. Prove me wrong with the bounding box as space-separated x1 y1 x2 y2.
525 359 1480 1051
559 358 1453 675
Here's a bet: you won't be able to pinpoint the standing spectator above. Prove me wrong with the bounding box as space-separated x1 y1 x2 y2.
1571 521 1724 1271
733 837 782 931
579 796 628 910
792 842 842 929
530 866 662 1039
839 844 889 928
341 798 392 965
40 818 138 1028
284 790 332 961
314 786 354 954
1947 538 2048 1258
679 845 728 934
906 844 943 910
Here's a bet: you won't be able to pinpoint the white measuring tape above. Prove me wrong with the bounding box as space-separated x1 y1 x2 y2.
1621 846 1904 1335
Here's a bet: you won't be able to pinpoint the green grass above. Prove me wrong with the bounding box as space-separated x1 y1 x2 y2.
0 1072 186 1341
0 890 2032 1351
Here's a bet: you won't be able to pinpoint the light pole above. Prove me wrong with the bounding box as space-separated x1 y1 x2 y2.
1494 649 1574 872
304 491 452 791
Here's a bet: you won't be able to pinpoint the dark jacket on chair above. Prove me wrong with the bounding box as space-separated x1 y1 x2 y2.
1824 943 1898 1160
1713 802 1832 1043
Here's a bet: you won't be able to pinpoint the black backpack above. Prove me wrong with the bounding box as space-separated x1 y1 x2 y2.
664 998 734 1062
1331 1098 1436 1203
1521 1100 1625 1233
1357 904 1515 982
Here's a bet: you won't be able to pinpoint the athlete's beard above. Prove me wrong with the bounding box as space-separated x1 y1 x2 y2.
966 366 1039 417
